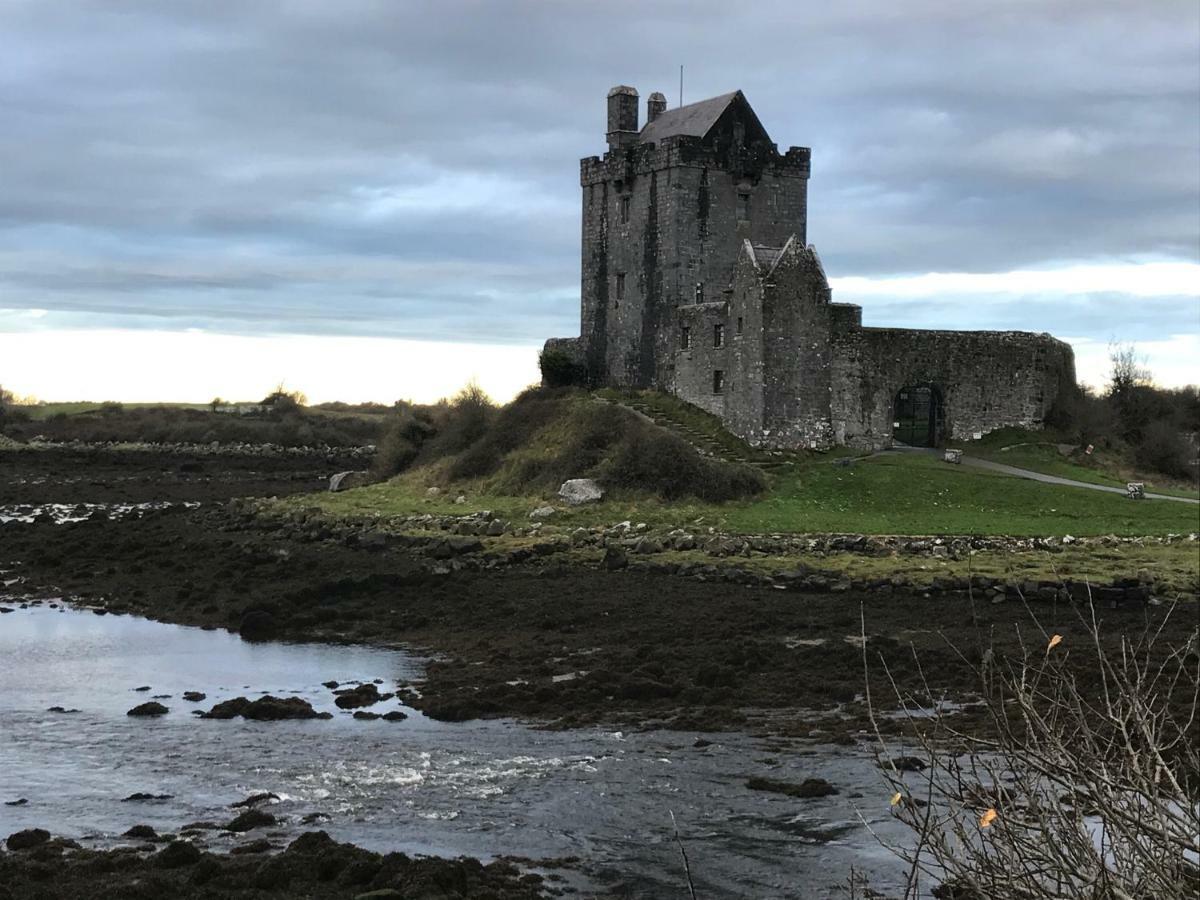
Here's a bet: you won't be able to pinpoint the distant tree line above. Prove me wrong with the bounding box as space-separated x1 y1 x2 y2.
1048 343 1199 481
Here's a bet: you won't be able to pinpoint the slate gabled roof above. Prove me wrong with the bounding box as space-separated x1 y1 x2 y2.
639 90 770 145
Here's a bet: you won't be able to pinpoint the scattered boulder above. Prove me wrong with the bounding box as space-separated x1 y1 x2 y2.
329 471 371 493
46 706 80 713
122 793 172 802
381 710 408 722
558 478 603 506
238 609 279 642
601 547 628 571
133 686 152 692
4 799 29 807
123 824 159 840
202 696 331 721
529 506 556 520
154 840 202 869
127 701 169 717
6 828 51 851
182 691 207 702
747 776 838 799
352 711 380 721
225 809 276 833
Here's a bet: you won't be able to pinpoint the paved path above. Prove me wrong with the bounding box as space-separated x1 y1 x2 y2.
889 447 1199 505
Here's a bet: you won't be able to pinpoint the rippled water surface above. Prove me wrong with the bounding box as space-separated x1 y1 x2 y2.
0 604 912 897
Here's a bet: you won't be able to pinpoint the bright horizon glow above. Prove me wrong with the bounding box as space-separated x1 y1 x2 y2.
829 260 1200 298
2 327 1197 407
0 330 542 405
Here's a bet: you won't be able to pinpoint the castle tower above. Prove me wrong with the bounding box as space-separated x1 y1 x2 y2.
578 85 811 389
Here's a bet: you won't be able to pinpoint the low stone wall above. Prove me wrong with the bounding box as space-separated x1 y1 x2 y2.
5 438 374 460
249 501 1197 601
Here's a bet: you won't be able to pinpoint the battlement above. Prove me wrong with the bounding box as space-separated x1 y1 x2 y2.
581 136 810 186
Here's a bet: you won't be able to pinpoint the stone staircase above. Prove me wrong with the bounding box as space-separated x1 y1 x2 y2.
600 394 791 471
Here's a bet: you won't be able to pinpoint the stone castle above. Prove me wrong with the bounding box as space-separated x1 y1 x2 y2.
544 85 1076 449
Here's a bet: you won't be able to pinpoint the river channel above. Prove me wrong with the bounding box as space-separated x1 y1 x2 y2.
0 600 917 898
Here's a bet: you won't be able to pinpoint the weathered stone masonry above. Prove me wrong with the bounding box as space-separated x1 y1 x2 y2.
545 86 1076 450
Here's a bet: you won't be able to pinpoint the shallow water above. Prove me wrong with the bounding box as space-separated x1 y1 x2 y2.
0 603 914 898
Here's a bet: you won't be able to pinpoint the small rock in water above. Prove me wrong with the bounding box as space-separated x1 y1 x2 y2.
353 711 380 720
202 696 331 721
6 828 51 851
333 683 390 709
127 701 169 717
4 798 29 807
123 824 159 840
225 809 276 832
321 680 339 689
879 755 927 773
122 793 173 802
746 776 838 799
46 706 80 714
182 691 207 702
230 792 280 808
382 710 408 722
133 685 152 692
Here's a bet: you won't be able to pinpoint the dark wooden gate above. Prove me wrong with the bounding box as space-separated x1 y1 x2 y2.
892 385 942 447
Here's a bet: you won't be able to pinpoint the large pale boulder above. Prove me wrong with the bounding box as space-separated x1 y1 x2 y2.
558 478 604 506
329 471 371 492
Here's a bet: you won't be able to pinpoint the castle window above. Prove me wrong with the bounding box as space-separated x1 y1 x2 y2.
615 273 625 301
620 195 630 224
713 370 725 394
737 192 750 220
736 316 744 335
680 325 691 350
694 282 704 303
713 323 724 348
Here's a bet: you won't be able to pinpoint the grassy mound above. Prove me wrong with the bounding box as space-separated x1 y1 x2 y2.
379 387 767 503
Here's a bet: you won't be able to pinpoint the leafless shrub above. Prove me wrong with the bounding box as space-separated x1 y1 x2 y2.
857 588 1199 899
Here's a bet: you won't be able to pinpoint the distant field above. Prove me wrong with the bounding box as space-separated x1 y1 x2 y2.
21 402 209 420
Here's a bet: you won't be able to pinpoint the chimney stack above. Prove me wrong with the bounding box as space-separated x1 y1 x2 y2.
606 85 639 150
647 92 667 123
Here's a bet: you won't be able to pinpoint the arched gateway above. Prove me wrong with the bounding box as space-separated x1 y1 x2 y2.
892 384 943 447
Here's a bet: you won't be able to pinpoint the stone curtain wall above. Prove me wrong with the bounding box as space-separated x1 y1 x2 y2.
831 325 1076 449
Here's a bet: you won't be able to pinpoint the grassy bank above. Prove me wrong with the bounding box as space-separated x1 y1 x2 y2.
294 440 1198 538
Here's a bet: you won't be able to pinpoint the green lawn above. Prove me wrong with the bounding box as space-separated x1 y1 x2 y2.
285 449 1199 538
723 453 1198 536
956 429 1199 500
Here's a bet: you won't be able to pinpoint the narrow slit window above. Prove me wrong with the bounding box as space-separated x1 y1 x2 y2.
615 273 626 301
694 282 704 303
736 316 744 335
680 325 691 350
737 192 750 220
713 370 725 394
620 195 631 224
713 323 724 348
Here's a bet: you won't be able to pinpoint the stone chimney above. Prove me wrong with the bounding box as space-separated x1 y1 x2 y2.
606 85 639 150
647 92 667 124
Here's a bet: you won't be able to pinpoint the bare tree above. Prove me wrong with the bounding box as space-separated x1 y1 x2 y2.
857 590 1199 899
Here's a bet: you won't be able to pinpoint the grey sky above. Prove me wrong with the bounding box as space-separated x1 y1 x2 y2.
1 0 1197 363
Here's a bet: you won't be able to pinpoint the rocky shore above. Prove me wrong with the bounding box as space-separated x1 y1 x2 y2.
6 496 1192 735
0 827 551 900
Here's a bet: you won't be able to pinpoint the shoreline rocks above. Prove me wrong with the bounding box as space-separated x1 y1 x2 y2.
201 696 331 721
127 701 169 717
